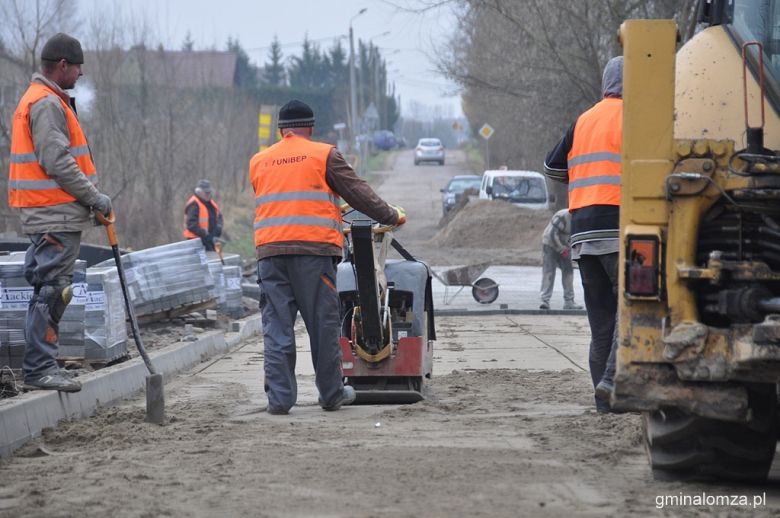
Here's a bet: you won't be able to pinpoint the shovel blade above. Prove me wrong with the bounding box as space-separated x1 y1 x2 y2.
145 373 165 424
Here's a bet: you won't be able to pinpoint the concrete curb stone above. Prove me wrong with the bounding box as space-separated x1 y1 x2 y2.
0 313 262 458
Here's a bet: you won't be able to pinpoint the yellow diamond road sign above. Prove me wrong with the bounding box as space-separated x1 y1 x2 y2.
479 123 494 140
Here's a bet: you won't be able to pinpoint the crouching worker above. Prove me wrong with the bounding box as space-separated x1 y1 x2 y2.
249 99 405 414
183 179 223 251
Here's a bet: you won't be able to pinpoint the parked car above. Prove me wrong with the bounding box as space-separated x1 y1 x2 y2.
414 138 445 165
440 175 482 215
479 170 552 210
372 130 397 151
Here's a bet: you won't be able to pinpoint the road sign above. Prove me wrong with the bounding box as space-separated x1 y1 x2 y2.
479 123 494 140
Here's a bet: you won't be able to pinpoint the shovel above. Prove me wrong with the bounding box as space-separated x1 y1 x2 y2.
214 239 225 265
96 211 164 424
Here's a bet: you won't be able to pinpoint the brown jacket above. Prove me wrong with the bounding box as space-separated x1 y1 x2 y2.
256 148 399 259
14 74 103 234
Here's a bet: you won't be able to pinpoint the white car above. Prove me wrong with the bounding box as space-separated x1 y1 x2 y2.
414 138 445 166
479 170 551 210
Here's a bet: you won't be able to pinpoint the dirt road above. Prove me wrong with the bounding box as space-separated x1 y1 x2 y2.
0 151 777 517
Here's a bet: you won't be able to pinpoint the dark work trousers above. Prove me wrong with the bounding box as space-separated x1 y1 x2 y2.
540 245 575 305
22 231 81 380
257 255 344 413
577 252 619 407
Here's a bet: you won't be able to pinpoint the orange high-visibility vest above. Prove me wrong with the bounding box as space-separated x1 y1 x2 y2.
249 134 342 248
567 97 622 211
8 82 97 207
183 195 221 239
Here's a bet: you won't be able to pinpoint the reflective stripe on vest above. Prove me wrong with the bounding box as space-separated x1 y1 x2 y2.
8 82 97 208
249 134 342 248
566 98 622 211
183 194 221 240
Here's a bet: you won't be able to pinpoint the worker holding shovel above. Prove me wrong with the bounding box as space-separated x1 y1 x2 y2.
8 34 112 392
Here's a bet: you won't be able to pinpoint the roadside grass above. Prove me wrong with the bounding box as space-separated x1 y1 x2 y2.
462 143 486 172
367 151 390 173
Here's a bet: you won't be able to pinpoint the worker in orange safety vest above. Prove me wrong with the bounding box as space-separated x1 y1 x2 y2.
249 99 405 415
183 179 223 251
8 33 112 393
543 56 623 413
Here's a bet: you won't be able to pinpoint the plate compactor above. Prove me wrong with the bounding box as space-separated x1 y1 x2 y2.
337 217 435 404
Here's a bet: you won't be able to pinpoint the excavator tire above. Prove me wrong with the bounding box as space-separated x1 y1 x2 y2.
643 384 778 482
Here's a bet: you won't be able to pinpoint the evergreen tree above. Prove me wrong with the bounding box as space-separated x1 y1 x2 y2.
182 31 194 51
288 36 324 89
324 40 347 88
264 35 285 86
227 36 259 90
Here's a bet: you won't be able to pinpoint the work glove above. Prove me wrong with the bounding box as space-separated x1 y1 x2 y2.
393 205 407 225
92 193 112 217
561 247 571 259
203 235 215 251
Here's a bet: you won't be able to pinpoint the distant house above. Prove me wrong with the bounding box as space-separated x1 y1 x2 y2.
83 47 239 89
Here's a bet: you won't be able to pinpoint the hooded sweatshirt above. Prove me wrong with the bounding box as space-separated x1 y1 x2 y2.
542 56 623 258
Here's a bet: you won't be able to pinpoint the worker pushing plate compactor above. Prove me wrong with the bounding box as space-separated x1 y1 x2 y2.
337 211 435 404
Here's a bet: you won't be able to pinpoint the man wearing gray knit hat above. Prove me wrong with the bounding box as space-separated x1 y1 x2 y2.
8 32 112 392
248 99 406 415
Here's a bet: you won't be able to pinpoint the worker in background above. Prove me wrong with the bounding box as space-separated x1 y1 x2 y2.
543 56 623 413
8 33 112 392
539 209 582 311
249 99 405 415
183 179 223 251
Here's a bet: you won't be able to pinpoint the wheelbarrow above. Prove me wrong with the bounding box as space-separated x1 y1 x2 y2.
430 262 499 305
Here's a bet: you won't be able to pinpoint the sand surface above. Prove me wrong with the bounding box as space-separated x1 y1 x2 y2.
1 150 777 517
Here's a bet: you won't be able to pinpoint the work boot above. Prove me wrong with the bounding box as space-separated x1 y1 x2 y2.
24 372 81 393
322 385 356 411
267 406 289 415
563 302 583 310
539 302 550 310
595 401 611 414
595 378 614 402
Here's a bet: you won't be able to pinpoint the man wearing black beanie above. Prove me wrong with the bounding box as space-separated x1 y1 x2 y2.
249 99 405 414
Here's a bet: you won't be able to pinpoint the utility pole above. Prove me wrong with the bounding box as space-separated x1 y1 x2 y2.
349 8 367 151
374 50 380 126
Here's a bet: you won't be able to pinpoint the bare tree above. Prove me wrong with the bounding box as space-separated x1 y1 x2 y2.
0 0 79 74
408 0 698 204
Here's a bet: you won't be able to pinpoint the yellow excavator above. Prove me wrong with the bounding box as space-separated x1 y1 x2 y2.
616 1 780 481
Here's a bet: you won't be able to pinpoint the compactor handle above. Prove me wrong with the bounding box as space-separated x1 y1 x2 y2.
95 210 118 247
340 204 404 235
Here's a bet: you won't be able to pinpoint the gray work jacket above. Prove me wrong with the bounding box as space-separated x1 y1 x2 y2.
13 73 101 234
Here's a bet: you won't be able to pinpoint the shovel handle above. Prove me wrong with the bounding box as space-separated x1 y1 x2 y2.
95 210 118 247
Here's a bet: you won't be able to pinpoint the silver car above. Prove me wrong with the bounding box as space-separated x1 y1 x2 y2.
414 138 445 166
440 175 481 215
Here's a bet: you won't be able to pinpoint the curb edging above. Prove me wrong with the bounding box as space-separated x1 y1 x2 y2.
0 314 262 458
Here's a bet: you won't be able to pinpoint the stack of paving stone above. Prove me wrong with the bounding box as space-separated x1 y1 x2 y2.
207 259 226 307
0 254 27 369
205 252 244 318
58 261 87 359
96 239 215 317
221 254 244 318
0 254 86 366
84 266 127 362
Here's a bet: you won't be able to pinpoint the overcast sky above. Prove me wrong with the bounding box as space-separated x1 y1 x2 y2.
79 0 462 119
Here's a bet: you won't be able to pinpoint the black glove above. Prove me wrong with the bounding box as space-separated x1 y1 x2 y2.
203 235 215 250
92 193 112 216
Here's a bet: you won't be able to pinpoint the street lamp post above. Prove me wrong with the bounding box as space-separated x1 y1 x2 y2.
349 8 367 150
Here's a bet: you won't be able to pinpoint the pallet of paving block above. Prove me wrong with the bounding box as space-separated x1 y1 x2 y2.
136 298 217 325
